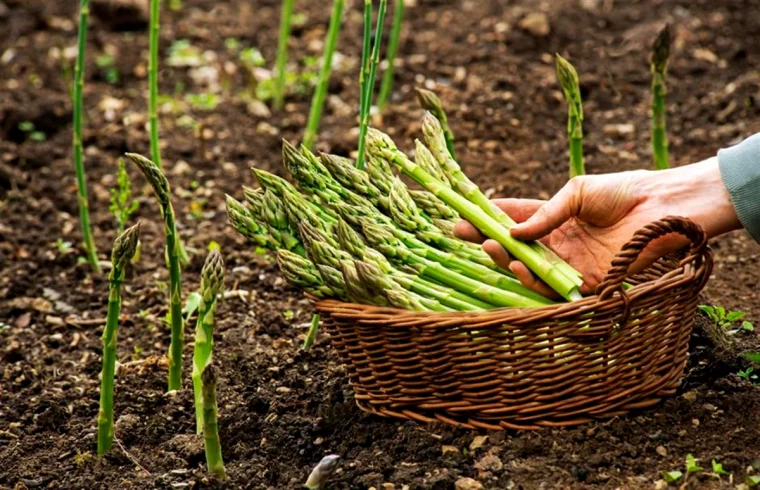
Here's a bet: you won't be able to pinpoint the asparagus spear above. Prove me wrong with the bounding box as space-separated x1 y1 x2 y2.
97 223 141 456
555 54 584 178
225 195 283 252
277 250 346 300
305 455 341 490
273 0 295 110
201 365 226 480
415 88 456 159
192 250 224 435
126 153 186 390
355 260 449 311
149 0 162 170
377 0 405 111
320 153 390 211
357 0 388 169
409 190 458 221
72 0 100 273
365 131 583 301
651 24 671 170
340 259 388 305
302 312 320 350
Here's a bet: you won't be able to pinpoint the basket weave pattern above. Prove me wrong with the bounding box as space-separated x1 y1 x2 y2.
313 216 713 430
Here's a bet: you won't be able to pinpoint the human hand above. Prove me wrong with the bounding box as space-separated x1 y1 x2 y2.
455 158 740 297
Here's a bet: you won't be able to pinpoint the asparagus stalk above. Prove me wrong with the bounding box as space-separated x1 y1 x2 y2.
302 313 320 350
367 129 583 301
149 0 162 169
303 0 344 149
359 220 551 308
555 54 584 178
225 195 284 252
651 24 671 170
409 190 458 221
72 0 100 273
305 455 341 490
357 0 388 168
126 153 185 390
201 365 226 480
192 250 224 435
273 0 295 110
415 88 456 159
356 260 449 311
320 153 390 211
358 0 372 138
97 223 141 456
337 219 491 310
377 0 404 111
340 259 388 305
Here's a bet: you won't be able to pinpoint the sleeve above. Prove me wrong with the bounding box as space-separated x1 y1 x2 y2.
718 133 760 242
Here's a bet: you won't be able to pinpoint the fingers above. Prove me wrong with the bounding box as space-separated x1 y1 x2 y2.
510 177 585 242
508 262 562 300
482 239 512 269
454 198 546 243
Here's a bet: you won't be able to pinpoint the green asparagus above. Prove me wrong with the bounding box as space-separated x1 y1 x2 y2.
651 24 671 170
201 365 226 480
555 54 584 178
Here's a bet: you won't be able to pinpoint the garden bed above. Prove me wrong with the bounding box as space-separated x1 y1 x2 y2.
2 0 760 488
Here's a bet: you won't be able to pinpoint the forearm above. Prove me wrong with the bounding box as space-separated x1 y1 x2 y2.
641 157 742 239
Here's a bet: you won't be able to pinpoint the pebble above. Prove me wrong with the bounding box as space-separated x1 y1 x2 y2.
455 477 484 490
656 446 667 457
603 123 635 138
682 391 698 402
276 386 291 394
441 445 459 454
518 12 550 37
469 435 488 451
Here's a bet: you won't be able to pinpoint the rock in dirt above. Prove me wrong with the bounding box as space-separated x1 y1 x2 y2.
518 12 550 37
455 477 484 490
91 0 149 30
603 123 635 139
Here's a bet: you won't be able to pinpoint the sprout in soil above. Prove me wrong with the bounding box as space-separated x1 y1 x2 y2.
302 313 320 350
193 250 225 434
148 0 162 169
305 454 340 489
201 365 226 480
415 88 456 160
555 54 584 178
126 152 185 391
356 0 388 169
109 157 139 234
97 223 140 456
377 0 405 112
72 0 100 273
302 0 345 149
651 23 671 170
273 0 295 110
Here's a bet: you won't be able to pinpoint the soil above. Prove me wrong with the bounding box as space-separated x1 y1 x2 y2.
2 0 760 489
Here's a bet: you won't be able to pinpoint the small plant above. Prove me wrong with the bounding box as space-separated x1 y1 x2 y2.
72 0 100 273
699 305 749 333
356 0 388 168
109 158 139 233
185 92 219 111
305 455 340 489
201 365 226 480
555 54 584 178
711 460 729 477
302 313 320 350
56 238 74 256
738 367 759 382
274 0 295 110
18 121 46 142
748 475 760 487
149 0 163 169
95 54 120 84
283 309 294 320
685 454 703 474
415 88 455 159
167 39 204 67
192 250 224 434
127 153 185 391
651 24 671 170
239 47 265 68
377 0 405 112
97 223 141 456
302 0 345 149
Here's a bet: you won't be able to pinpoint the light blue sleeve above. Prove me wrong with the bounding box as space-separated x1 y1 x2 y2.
718 133 760 242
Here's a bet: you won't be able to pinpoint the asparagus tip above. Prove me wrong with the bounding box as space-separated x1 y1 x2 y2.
651 23 671 72
305 454 341 490
554 54 580 95
112 222 141 270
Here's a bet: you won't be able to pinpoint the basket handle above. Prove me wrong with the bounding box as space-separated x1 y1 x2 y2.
595 215 708 300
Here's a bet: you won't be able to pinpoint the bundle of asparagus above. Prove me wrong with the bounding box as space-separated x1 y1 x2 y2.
227 113 583 312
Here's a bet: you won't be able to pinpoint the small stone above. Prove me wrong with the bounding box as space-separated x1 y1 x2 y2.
455 477 484 490
246 99 271 118
693 48 718 64
441 445 459 454
682 391 698 402
474 454 503 473
171 160 191 176
603 123 635 138
256 122 278 136
692 418 700 426
469 435 488 451
276 386 291 394
654 480 669 490
656 446 667 457
703 403 717 412
518 12 550 37
382 484 395 490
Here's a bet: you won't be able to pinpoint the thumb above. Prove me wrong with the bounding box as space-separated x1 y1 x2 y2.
510 178 584 241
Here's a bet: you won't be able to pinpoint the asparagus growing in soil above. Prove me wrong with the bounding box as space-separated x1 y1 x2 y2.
149 0 162 169
97 223 141 456
126 153 185 390
356 0 388 168
367 128 583 301
303 0 344 149
273 0 295 110
192 250 224 434
72 0 100 273
651 24 671 170
415 88 456 159
201 365 226 480
555 54 584 178
305 454 341 490
302 313 320 350
377 0 405 111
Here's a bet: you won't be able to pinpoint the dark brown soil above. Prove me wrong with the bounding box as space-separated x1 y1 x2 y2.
2 0 760 488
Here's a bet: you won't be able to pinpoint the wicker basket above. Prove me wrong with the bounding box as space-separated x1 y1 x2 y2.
312 216 713 430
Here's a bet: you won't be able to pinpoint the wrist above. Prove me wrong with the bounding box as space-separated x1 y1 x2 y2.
643 157 742 238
